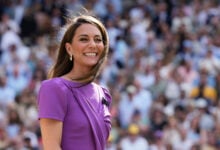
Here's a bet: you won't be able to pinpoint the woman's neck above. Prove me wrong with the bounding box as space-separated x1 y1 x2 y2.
68 66 92 81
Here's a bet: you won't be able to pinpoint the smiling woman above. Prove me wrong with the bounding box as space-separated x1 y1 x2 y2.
65 23 104 72
37 13 112 150
49 14 109 83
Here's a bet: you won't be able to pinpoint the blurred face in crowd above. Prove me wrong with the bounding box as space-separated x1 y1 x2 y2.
0 76 6 86
65 23 104 71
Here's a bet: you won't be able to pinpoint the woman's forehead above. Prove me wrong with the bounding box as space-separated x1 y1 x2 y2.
74 23 102 37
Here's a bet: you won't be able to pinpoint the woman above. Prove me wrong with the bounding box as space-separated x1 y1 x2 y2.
37 14 112 150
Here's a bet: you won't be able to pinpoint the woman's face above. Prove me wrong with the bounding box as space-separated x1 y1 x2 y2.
66 23 104 70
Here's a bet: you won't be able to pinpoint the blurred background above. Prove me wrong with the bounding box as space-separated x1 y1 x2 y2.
0 0 220 149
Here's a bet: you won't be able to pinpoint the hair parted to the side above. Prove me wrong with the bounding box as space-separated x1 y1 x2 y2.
47 9 109 83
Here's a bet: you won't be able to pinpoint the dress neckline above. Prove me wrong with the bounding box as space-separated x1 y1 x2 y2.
58 77 91 88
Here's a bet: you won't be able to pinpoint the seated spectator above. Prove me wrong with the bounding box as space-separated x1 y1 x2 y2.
190 70 217 105
119 123 149 150
0 71 16 110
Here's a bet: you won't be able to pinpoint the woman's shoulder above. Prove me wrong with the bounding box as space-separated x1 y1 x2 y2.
41 77 62 86
40 77 67 91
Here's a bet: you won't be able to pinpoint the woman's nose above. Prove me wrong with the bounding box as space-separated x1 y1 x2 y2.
88 39 96 48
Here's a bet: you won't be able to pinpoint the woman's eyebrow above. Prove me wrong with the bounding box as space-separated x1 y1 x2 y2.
78 34 102 37
78 34 88 37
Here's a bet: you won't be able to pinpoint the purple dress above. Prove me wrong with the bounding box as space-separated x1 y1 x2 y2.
37 77 112 150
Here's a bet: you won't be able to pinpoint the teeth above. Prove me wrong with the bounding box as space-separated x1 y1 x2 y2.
84 53 97 56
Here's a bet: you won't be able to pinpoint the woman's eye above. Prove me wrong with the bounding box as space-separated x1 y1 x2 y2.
95 38 102 43
80 38 88 42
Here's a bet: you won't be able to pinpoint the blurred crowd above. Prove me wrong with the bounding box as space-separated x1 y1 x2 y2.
1 0 220 149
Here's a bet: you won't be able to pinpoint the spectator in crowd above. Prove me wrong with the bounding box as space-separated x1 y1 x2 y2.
119 123 149 150
0 71 16 110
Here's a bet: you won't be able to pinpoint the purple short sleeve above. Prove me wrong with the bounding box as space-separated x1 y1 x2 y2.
38 79 68 121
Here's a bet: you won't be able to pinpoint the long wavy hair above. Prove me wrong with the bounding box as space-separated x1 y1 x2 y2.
48 14 109 83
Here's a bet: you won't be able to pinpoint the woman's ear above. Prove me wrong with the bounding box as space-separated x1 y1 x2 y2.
65 43 72 55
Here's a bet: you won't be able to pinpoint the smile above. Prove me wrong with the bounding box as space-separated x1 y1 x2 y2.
84 52 97 56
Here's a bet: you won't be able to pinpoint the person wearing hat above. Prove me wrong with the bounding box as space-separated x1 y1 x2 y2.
119 123 149 150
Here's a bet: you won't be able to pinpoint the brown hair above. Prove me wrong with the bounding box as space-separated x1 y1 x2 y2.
48 14 109 83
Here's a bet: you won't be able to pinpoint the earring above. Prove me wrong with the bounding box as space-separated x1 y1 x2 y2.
69 55 72 61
